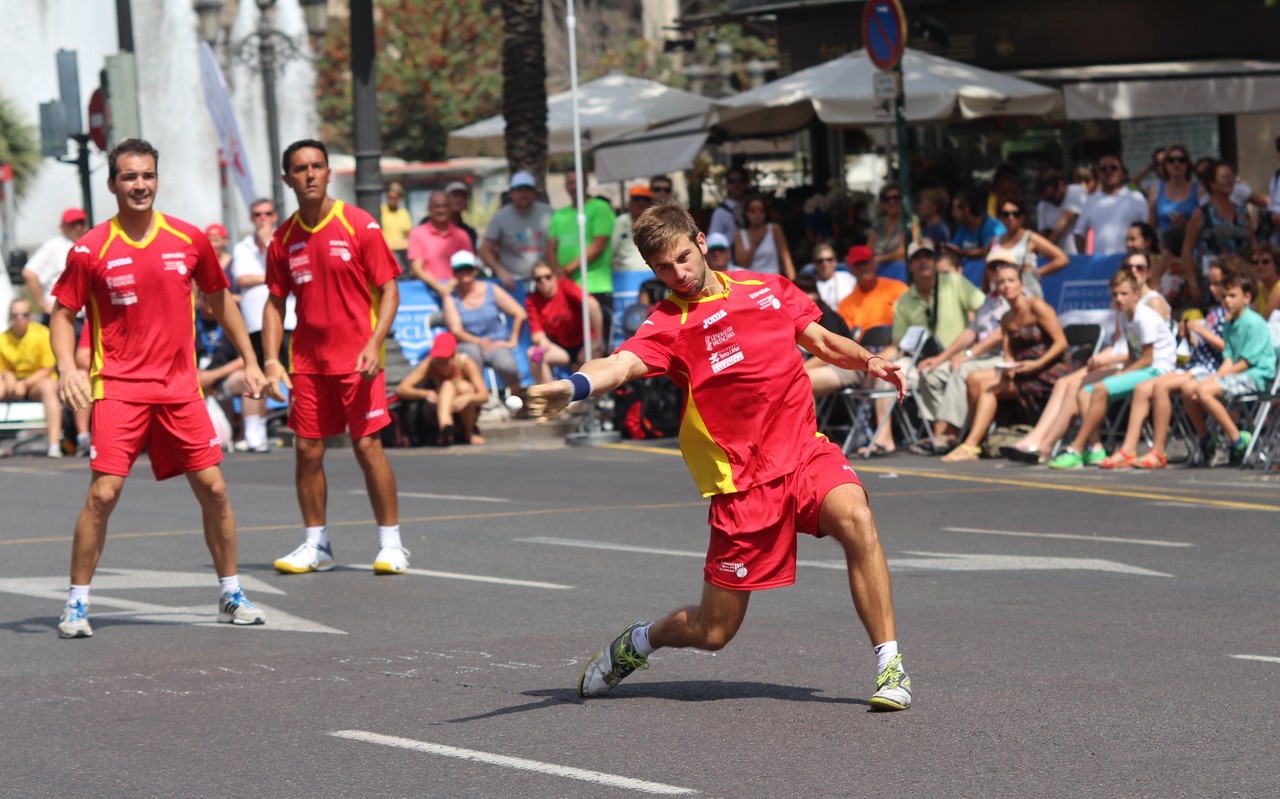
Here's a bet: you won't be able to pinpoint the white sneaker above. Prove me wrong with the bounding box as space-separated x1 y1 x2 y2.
218 588 267 625
372 545 410 575
58 600 92 639
47 443 64 458
273 541 336 574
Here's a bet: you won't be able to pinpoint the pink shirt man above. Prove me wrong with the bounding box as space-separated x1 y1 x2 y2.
407 221 472 283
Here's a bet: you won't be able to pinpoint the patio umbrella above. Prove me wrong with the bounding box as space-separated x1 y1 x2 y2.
714 48 1061 137
447 72 713 157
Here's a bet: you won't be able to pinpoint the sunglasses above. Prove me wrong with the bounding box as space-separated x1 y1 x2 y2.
1252 258 1274 265
999 209 1023 218
533 274 555 282
1098 164 1121 173
651 186 673 193
9 312 30 319
252 210 276 218
814 257 836 263
880 194 903 202
1165 156 1188 164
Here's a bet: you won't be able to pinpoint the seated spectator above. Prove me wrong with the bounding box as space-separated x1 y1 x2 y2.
395 332 489 446
611 186 655 274
442 250 527 394
0 299 65 457
1074 155 1148 257
1146 144 1196 256
705 233 732 271
1107 261 1229 469
935 248 963 275
1182 160 1255 306
914 254 1016 453
945 190 1005 261
1180 268 1278 465
835 245 907 335
1036 168 1085 256
810 242 854 309
525 261 603 385
917 187 951 247
1249 244 1280 318
1046 268 1177 469
940 262 1068 462
1123 251 1172 322
867 183 912 265
988 196 1069 299
859 239 984 456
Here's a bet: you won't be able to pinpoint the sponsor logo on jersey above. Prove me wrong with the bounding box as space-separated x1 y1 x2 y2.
367 221 380 230
704 325 736 351
106 274 135 289
208 437 221 448
365 408 385 420
702 309 728 329
74 245 90 254
161 252 186 259
718 561 748 579
749 287 772 299
105 257 133 270
708 343 744 373
110 290 138 306
289 242 307 253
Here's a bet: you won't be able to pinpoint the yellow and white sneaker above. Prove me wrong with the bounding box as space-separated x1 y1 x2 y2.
273 541 336 574
372 545 410 575
869 653 912 711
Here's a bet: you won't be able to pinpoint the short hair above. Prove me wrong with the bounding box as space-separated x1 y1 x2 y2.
954 190 984 217
878 182 902 200
9 297 31 314
649 174 673 187
1123 250 1153 271
250 197 274 212
1110 266 1140 291
282 139 328 174
997 195 1028 218
1072 163 1097 184
1250 242 1279 265
1213 255 1247 283
1128 222 1159 254
812 242 836 259
1220 267 1255 297
387 181 405 196
1036 168 1064 193
631 204 700 262
919 187 950 211
108 138 159 181
936 249 962 269
1164 143 1192 163
792 273 819 295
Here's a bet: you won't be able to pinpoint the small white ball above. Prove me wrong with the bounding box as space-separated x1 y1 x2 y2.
505 395 524 412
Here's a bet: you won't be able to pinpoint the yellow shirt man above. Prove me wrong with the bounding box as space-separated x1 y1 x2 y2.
0 320 56 379
381 204 413 252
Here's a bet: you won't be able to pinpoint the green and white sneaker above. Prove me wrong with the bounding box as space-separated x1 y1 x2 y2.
578 622 649 697
1048 449 1083 470
869 653 912 711
1082 446 1108 466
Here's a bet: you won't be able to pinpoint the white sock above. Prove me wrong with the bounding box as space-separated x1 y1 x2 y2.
76 432 91 446
378 525 402 550
874 640 899 674
68 585 90 605
305 526 328 548
244 415 267 447
218 575 241 595
631 623 655 656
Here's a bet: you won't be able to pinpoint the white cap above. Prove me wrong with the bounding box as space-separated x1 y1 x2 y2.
510 171 537 189
450 250 477 269
445 180 469 195
706 232 731 251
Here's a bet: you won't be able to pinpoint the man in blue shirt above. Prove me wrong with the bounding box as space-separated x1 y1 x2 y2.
945 190 1005 261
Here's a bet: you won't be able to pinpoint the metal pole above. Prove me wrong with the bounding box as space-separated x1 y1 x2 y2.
73 134 95 226
894 61 913 246
258 12 284 213
350 0 383 218
564 0 618 446
115 0 134 52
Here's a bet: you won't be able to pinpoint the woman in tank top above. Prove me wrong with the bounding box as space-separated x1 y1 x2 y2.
1147 144 1197 254
1182 160 1255 305
988 196 1068 299
732 195 795 279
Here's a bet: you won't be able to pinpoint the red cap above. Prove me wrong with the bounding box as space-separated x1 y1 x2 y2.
205 223 228 239
61 208 87 225
846 244 874 266
429 332 457 359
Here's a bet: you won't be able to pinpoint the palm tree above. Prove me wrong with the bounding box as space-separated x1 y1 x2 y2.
500 0 548 189
0 94 40 199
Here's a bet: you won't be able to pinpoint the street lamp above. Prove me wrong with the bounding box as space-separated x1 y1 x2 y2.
193 0 330 212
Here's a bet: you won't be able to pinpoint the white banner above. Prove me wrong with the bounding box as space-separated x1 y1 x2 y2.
198 43 257 211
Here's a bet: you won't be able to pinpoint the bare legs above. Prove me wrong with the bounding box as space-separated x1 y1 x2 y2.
295 434 398 529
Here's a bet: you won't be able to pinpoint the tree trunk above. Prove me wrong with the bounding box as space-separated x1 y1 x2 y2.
501 0 548 191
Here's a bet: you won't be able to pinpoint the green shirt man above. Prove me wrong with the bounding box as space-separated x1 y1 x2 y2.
546 172 616 295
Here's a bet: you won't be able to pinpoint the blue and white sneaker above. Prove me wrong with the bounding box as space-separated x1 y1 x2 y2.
273 541 336 574
58 600 92 639
218 588 266 625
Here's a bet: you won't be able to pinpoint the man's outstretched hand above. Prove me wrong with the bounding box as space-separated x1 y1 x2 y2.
526 380 572 419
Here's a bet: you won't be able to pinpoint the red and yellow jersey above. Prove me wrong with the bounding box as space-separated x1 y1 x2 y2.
618 270 823 497
266 200 402 375
52 213 228 404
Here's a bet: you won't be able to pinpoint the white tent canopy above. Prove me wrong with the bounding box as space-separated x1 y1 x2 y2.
592 115 713 183
714 48 1062 137
447 72 713 157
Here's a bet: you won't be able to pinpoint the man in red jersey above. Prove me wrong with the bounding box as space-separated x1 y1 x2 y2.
262 139 407 576
528 204 914 711
49 138 269 639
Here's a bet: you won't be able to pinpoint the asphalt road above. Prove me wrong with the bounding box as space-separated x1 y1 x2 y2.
1 441 1278 798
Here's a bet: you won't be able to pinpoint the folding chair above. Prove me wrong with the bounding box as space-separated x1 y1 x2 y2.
1062 323 1104 370
816 325 890 440
830 325 933 458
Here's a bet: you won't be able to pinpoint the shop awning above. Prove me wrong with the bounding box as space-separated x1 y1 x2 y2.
1010 59 1280 120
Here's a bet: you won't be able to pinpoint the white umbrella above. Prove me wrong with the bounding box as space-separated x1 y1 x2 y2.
447 72 713 158
714 48 1061 137
592 114 714 183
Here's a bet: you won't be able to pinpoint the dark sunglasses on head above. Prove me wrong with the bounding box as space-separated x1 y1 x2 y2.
1165 156 1188 164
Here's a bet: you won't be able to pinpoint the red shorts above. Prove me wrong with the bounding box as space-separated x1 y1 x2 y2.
288 372 391 439
705 437 864 591
91 398 223 481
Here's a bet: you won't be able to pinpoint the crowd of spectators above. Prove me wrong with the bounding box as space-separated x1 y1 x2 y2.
5 136 1280 467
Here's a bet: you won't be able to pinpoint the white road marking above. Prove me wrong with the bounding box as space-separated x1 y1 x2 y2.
349 490 511 504
0 569 346 634
518 537 1171 577
1230 654 1280 664
330 730 697 795
942 527 1193 548
348 564 571 589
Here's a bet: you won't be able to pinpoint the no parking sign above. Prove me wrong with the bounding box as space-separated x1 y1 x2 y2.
862 0 907 72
